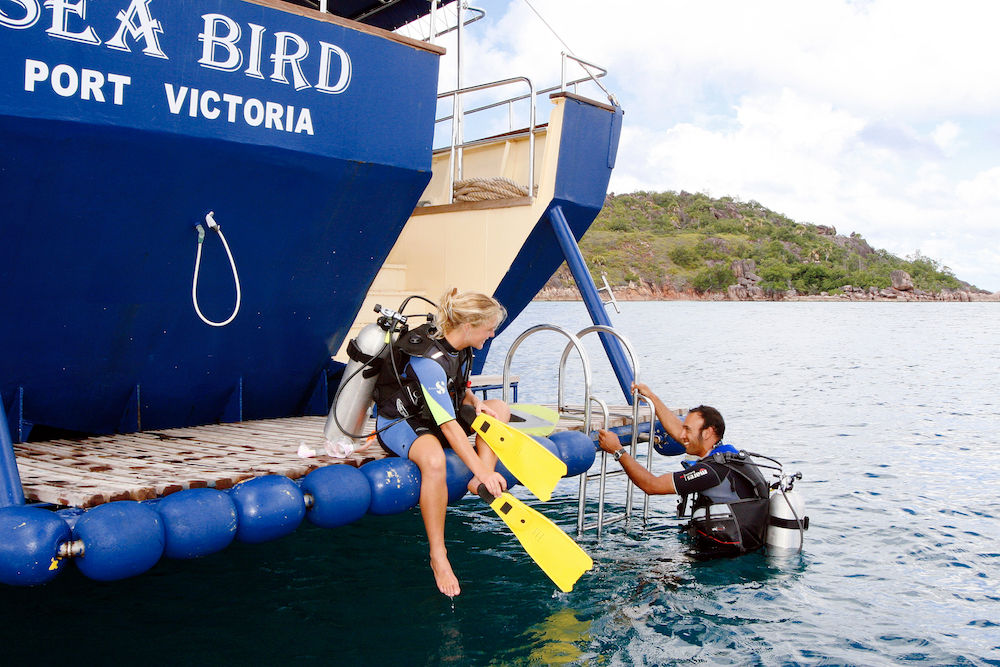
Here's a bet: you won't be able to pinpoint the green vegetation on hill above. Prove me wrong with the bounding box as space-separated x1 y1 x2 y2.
556 191 973 295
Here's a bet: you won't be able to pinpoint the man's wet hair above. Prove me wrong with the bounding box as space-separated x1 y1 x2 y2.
690 405 725 440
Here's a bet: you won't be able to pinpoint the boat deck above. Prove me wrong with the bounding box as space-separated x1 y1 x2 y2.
14 406 645 508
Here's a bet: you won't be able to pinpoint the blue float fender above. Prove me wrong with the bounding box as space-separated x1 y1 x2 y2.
301 465 371 528
533 435 561 461
494 458 519 491
0 506 72 586
153 488 238 559
228 475 306 544
653 431 684 456
361 458 420 515
443 449 474 504
549 430 597 477
73 501 165 582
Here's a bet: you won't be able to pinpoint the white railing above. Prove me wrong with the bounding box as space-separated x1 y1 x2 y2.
559 52 617 107
432 53 612 205
436 77 536 204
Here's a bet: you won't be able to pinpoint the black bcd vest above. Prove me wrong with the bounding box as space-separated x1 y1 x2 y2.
680 450 771 555
372 323 472 423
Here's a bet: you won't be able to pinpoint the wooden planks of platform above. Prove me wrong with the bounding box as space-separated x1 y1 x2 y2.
14 405 647 509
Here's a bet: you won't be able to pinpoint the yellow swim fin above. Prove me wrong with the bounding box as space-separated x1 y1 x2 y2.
478 486 593 592
472 414 567 502
508 403 561 436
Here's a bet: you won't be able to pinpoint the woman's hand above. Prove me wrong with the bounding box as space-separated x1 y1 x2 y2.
475 401 498 418
480 470 507 498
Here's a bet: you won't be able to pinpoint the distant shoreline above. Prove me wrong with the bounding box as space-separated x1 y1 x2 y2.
534 286 1000 303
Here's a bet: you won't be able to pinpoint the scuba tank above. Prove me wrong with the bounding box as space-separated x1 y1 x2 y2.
324 317 394 457
766 471 809 554
323 301 429 457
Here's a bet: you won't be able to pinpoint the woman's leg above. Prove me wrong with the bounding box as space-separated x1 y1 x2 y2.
408 433 460 597
467 398 511 494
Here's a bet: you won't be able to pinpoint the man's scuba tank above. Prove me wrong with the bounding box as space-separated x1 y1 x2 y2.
766 471 809 554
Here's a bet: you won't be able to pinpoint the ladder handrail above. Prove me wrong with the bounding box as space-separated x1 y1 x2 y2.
635 393 657 522
556 325 657 537
500 324 591 413
497 323 657 539
584 395 610 536
556 325 640 409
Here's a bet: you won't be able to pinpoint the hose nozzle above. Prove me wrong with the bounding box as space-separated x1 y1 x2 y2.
205 211 220 232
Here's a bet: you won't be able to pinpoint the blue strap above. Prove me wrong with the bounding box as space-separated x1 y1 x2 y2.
708 443 739 456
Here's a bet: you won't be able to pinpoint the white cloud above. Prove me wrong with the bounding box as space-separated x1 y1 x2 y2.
932 122 961 154
956 167 1000 206
451 0 1000 290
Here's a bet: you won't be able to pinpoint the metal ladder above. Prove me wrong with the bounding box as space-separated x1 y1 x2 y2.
557 326 655 537
495 323 656 538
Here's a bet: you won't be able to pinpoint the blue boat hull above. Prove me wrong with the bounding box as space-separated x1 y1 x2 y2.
0 0 440 437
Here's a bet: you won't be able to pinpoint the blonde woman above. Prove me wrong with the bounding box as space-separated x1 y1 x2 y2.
373 289 510 596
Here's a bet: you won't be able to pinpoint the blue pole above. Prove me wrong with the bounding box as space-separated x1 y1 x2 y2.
548 205 635 402
0 396 25 506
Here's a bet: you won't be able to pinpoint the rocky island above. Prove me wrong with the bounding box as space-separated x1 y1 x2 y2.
539 191 998 302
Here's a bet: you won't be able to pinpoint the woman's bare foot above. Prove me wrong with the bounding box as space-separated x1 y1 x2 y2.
431 552 461 597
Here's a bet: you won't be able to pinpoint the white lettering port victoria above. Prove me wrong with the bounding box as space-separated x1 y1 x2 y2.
164 84 315 135
4 1 352 139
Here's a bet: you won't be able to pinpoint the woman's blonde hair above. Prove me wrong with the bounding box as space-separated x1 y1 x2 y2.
433 289 507 338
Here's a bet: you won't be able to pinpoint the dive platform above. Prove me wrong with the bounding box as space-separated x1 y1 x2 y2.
15 407 647 509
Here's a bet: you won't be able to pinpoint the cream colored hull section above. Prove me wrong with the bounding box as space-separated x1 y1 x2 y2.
336 97 570 358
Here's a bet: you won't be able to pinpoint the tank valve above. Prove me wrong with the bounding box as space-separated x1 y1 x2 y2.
374 303 407 325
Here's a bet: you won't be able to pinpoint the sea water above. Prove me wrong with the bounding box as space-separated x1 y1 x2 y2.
2 302 998 666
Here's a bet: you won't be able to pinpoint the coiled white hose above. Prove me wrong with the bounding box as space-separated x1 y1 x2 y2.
192 211 241 327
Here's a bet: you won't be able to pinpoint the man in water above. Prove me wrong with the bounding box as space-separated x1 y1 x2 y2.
597 382 770 556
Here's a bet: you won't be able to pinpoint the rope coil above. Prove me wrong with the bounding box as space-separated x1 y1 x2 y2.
453 177 529 202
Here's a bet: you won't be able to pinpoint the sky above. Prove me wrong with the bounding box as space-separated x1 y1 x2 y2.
418 0 1000 291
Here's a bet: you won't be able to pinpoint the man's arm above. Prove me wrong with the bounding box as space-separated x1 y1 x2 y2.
597 429 676 495
633 382 684 443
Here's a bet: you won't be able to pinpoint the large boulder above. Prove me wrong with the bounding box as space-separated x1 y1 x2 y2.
731 259 758 281
890 270 914 291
